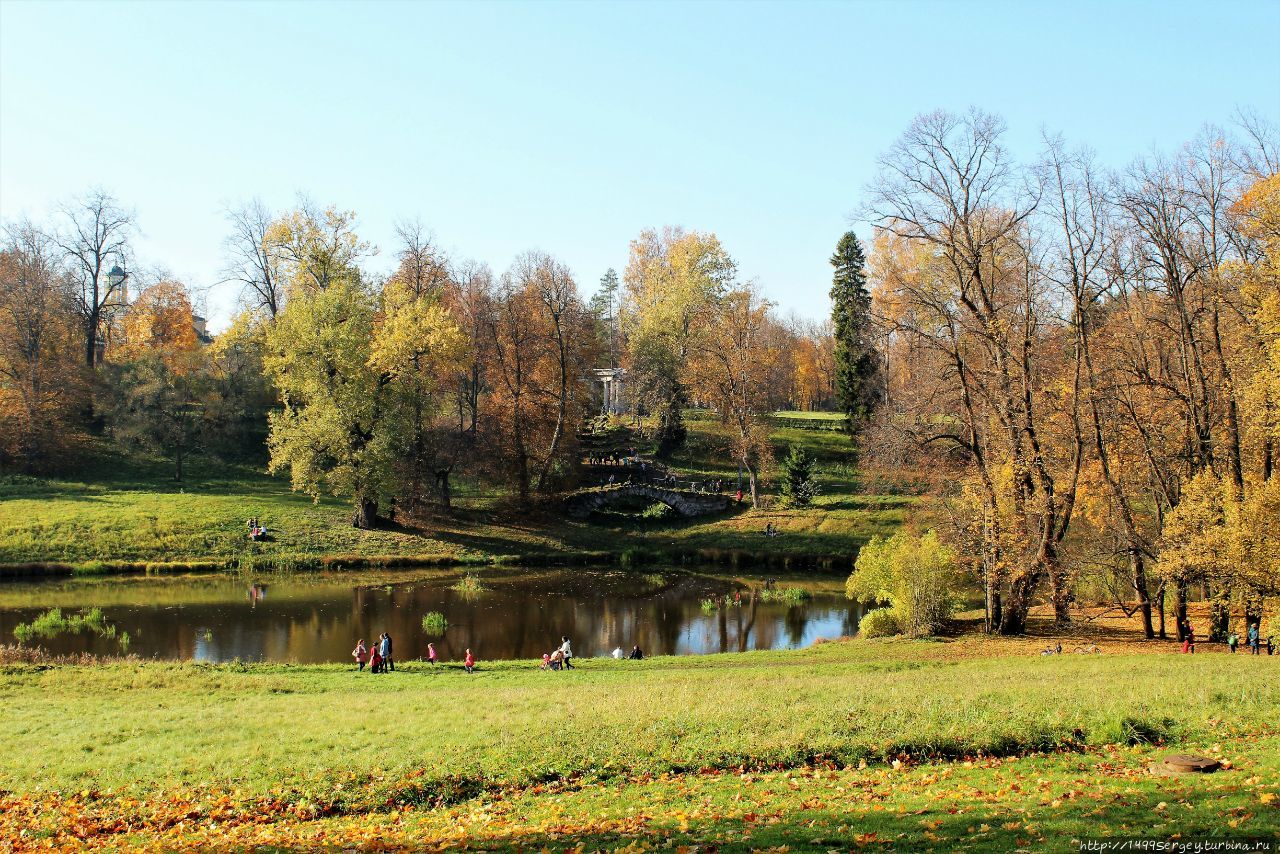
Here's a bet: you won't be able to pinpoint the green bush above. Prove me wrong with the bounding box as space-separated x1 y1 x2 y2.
858 608 901 638
847 529 963 637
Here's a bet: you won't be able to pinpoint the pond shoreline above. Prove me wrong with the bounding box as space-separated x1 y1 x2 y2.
0 546 856 581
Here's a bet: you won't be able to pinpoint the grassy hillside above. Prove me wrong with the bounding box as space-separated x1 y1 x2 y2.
0 417 912 572
1 638 1275 849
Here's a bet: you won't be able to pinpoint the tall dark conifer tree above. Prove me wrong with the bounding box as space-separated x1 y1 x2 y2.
829 231 879 435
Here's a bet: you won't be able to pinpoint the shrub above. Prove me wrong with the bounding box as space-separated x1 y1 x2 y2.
846 529 963 637
779 445 820 507
859 608 901 638
421 612 448 635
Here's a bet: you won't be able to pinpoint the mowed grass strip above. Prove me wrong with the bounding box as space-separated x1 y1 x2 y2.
2 639 1275 802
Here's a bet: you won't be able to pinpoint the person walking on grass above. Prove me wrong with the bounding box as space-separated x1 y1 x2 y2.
560 636 574 669
352 639 368 671
380 632 394 672
464 649 475 674
1228 632 1239 654
427 642 438 666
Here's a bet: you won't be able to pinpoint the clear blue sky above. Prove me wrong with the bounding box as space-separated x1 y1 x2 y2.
2 0 1278 331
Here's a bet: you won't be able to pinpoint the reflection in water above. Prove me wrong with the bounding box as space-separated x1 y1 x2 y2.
0 568 869 663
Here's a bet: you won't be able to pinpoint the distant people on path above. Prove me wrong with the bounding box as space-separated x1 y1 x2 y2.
427 642 438 666
1248 623 1260 655
464 649 475 674
353 639 368 671
1228 632 1239 653
1181 627 1196 654
560 636 574 669
628 645 643 660
380 632 394 671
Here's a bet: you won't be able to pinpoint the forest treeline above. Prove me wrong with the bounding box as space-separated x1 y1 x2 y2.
858 108 1279 638
2 107 1277 639
0 198 837 522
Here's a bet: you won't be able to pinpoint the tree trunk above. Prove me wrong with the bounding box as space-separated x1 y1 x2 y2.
1208 584 1231 642
352 497 379 530
1131 552 1154 639
1155 580 1167 640
174 451 183 483
435 469 452 511
1047 553 1071 625
1175 578 1190 642
1000 571 1038 635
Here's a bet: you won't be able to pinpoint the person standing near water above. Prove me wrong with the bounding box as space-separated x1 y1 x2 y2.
380 632 394 671
352 639 368 671
464 649 475 673
427 642 438 666
560 636 574 669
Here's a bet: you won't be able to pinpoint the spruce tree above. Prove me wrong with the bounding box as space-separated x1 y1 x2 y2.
779 445 820 507
829 231 879 435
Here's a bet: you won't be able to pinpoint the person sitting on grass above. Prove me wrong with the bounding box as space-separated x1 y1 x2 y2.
464 648 475 674
628 645 643 660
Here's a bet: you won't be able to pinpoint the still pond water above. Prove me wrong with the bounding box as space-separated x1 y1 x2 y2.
0 568 868 663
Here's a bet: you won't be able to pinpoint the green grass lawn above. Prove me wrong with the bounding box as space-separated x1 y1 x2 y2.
1 421 910 572
1 638 1275 849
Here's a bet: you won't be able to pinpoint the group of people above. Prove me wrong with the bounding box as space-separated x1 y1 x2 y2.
352 633 395 672
1181 623 1275 655
611 645 644 660
1226 624 1274 655
762 522 782 537
244 517 268 541
541 636 575 670
353 637 477 673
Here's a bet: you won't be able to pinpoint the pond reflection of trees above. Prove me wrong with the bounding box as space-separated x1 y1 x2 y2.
0 570 866 663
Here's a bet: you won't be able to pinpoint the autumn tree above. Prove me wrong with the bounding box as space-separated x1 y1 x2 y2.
223 199 285 318
687 284 780 507
112 280 200 366
55 190 133 368
265 202 373 297
865 109 1082 633
623 227 736 456
0 221 84 468
483 252 594 504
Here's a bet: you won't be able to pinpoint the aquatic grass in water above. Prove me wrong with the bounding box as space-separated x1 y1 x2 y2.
12 606 125 649
449 574 486 596
759 587 810 604
421 612 448 635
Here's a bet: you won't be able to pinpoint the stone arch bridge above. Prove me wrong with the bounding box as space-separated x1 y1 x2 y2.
564 483 731 519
